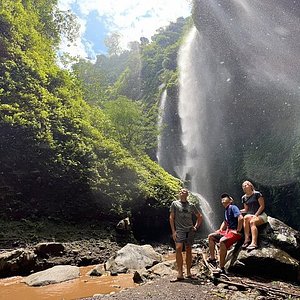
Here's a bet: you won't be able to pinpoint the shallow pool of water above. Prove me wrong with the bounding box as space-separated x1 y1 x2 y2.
0 266 136 300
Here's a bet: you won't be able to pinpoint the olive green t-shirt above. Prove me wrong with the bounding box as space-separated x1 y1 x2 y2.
170 200 199 232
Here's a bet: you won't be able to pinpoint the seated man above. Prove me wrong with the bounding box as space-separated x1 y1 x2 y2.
207 193 243 273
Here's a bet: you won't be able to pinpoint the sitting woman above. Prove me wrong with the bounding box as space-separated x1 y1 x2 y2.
240 180 268 250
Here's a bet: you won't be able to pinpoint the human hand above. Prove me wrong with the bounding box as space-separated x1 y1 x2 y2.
232 230 242 235
172 231 177 241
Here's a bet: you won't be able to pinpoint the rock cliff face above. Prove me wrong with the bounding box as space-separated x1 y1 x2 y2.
189 0 300 227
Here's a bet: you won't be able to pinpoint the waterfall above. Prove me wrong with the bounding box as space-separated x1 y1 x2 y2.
157 0 300 232
177 27 216 233
191 0 300 187
157 90 167 166
177 27 209 195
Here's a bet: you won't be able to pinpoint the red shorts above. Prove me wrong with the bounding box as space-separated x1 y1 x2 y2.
211 230 242 249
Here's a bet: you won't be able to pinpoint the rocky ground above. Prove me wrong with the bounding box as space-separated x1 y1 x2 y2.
0 219 132 268
80 266 300 300
1 219 300 299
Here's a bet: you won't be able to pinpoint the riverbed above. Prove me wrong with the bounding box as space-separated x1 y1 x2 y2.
0 265 136 300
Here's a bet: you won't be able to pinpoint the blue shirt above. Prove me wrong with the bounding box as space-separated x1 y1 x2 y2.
225 204 241 230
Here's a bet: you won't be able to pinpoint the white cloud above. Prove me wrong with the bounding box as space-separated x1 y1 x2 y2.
58 0 191 58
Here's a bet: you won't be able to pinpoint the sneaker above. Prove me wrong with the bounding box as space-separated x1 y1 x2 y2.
213 267 226 275
207 257 217 266
207 257 217 263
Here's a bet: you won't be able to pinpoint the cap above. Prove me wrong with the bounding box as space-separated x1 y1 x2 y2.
221 193 233 201
221 193 230 198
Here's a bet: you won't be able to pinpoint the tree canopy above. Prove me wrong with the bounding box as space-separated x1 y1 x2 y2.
0 0 181 222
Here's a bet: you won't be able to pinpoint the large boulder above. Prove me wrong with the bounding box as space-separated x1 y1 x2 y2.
104 243 162 274
23 265 80 286
0 249 36 277
227 217 300 282
262 217 300 260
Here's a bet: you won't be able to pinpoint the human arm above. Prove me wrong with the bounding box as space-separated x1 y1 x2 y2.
231 214 244 234
169 211 176 241
217 221 227 232
240 203 248 214
229 205 244 234
255 196 265 216
192 212 203 231
237 214 243 232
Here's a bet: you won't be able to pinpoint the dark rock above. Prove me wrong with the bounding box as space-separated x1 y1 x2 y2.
133 270 144 283
34 242 65 258
263 217 300 260
110 270 118 276
227 217 300 282
0 249 36 277
88 264 105 276
116 217 131 233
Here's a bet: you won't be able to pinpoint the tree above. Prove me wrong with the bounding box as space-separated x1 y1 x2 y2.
104 32 122 56
103 97 157 152
140 37 149 45
72 58 109 105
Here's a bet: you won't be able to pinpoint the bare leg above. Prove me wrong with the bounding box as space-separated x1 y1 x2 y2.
185 244 192 276
243 215 252 243
175 242 184 278
249 217 265 246
208 234 216 259
219 241 227 269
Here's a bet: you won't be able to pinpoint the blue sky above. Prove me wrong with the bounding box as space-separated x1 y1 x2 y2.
58 0 191 60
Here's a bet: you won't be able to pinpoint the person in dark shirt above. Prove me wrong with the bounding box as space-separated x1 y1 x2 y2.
207 193 243 273
240 180 268 250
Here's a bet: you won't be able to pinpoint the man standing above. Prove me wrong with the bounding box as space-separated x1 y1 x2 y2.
169 188 203 281
207 193 243 274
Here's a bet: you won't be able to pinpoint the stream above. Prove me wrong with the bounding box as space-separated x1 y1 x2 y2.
0 265 136 300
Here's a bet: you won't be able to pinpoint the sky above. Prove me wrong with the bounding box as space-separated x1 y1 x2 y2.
58 0 192 60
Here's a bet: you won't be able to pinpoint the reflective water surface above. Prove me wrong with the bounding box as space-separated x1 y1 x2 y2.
0 266 136 300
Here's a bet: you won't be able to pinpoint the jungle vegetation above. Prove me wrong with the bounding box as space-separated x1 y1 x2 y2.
0 0 189 228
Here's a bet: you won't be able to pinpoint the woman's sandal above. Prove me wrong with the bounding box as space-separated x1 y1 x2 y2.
170 277 184 282
246 244 258 251
241 241 251 249
186 274 197 280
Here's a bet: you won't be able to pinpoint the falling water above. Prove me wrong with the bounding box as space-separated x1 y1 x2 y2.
158 0 300 231
190 0 300 187
156 87 183 178
176 27 217 232
157 90 167 166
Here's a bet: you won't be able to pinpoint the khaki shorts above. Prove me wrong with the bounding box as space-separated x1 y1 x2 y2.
258 212 268 223
247 212 268 223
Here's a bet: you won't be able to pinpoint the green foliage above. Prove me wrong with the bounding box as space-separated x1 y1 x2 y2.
104 32 122 57
103 97 156 152
140 17 192 104
72 58 110 105
72 16 192 166
137 155 181 206
0 0 181 221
